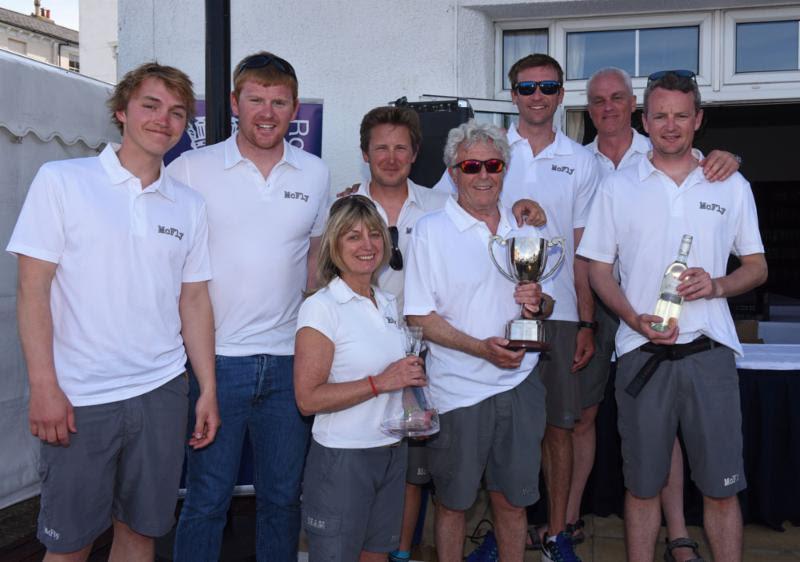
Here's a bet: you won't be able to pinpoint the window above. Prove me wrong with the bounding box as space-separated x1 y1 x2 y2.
566 26 699 80
7 38 27 55
736 20 799 73
501 28 548 89
68 53 80 72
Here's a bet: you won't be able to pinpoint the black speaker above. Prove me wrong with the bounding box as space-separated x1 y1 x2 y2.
393 97 473 188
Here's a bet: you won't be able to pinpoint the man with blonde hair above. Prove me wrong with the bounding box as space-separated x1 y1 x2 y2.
8 62 218 561
169 52 330 561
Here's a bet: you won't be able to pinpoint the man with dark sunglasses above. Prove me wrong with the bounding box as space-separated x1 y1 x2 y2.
501 53 600 562
168 52 331 561
578 69 766 562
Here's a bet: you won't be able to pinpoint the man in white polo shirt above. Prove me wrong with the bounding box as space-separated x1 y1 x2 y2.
7 63 218 560
567 66 741 561
168 52 330 562
502 53 599 562
578 70 767 562
405 120 546 562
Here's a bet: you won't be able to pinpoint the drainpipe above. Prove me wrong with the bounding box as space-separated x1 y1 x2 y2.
205 0 231 144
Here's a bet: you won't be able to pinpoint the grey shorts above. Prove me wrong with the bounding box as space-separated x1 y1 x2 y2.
539 320 581 428
426 369 546 510
579 301 619 409
302 439 407 560
406 439 431 485
37 374 188 553
615 344 746 499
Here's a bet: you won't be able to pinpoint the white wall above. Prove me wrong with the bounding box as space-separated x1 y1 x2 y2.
0 23 77 69
79 0 117 83
118 0 470 188
116 0 798 187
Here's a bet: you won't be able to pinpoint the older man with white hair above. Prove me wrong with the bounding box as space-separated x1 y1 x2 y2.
405 120 547 562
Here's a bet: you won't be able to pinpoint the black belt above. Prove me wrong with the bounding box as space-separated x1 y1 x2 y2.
624 336 720 398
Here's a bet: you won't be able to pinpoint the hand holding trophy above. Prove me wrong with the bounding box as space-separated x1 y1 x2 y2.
489 235 565 350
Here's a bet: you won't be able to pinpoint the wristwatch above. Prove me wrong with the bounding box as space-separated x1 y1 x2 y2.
578 320 598 331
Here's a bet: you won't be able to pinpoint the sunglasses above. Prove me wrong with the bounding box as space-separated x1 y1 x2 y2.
514 80 562 96
329 194 377 216
234 54 297 81
388 226 403 271
452 159 506 174
647 69 696 83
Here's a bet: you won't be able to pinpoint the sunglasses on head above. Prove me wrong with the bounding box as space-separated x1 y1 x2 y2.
452 159 506 174
234 54 297 81
387 226 403 271
514 80 562 96
647 69 696 84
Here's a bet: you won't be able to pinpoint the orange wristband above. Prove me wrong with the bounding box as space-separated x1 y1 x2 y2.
368 376 379 397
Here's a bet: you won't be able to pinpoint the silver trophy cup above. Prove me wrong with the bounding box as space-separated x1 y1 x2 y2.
489 235 565 350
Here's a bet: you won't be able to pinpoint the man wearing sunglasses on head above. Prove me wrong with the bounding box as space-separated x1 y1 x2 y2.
167 52 331 562
566 67 742 562
578 69 765 562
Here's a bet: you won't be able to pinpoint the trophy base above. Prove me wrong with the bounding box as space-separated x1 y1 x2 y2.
506 339 550 351
381 413 440 438
505 319 548 351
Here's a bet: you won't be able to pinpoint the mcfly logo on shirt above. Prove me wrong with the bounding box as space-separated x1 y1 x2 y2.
699 201 727 215
551 164 575 175
157 225 184 240
284 190 310 202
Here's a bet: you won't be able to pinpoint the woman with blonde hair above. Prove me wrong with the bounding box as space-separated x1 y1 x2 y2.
295 195 426 561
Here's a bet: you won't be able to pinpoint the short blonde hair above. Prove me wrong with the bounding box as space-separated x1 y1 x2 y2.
317 195 390 288
108 62 195 134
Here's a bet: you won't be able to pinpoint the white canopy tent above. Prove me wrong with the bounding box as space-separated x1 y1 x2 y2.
0 49 119 509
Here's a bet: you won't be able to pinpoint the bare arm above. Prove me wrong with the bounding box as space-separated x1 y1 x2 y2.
293 327 425 416
407 312 526 370
572 228 595 371
678 253 767 301
17 255 76 446
589 259 679 345
179 281 220 449
306 236 322 292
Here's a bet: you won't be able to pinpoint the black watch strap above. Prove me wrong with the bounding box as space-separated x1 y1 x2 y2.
578 320 598 331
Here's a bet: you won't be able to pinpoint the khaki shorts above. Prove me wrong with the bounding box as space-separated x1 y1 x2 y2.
539 320 582 428
302 439 407 560
579 301 619 409
37 374 188 553
616 344 746 498
427 369 546 510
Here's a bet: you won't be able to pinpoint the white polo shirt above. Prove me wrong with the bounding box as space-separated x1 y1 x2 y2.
577 155 764 357
499 125 600 322
404 197 539 414
354 180 449 313
586 128 706 179
297 277 404 448
168 135 331 356
586 128 652 179
7 145 212 406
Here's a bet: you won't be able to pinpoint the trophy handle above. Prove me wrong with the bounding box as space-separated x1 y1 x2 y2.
488 235 517 283
539 237 566 282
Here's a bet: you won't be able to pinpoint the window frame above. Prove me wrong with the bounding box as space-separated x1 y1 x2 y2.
723 7 800 86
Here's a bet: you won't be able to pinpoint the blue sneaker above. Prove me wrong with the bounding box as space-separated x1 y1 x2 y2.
541 531 582 562
388 551 411 562
466 530 498 562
